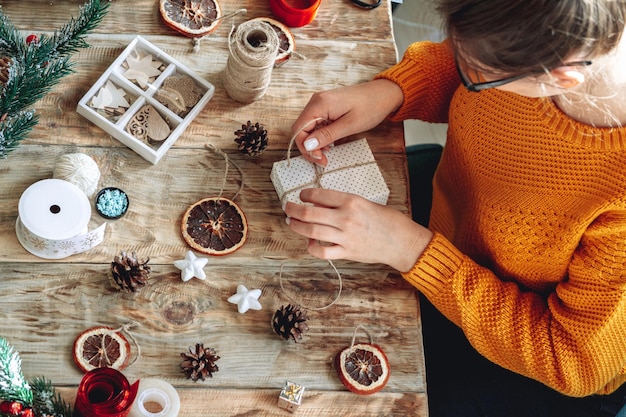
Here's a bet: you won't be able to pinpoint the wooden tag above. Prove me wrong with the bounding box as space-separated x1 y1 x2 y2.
126 104 171 145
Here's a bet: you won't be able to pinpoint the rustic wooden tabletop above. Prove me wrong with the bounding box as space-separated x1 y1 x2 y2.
0 0 427 415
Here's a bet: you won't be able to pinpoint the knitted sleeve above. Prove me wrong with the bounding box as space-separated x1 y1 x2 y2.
374 40 459 124
404 214 626 396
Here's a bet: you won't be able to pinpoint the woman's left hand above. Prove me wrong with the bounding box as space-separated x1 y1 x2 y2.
284 188 433 272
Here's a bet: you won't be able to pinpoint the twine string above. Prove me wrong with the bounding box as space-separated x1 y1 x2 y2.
278 261 343 310
206 144 245 201
192 8 247 52
112 321 141 368
281 117 376 206
350 324 374 348
223 19 279 102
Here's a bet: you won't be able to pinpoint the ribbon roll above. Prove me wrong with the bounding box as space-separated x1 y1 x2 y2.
74 367 139 417
129 379 180 417
15 179 106 259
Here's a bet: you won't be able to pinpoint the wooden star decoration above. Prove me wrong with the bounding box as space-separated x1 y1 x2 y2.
123 53 162 88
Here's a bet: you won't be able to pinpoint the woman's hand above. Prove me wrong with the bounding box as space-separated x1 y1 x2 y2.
284 188 433 272
291 79 404 165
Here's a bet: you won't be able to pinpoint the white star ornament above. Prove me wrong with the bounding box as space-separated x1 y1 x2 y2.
174 250 209 282
227 284 262 314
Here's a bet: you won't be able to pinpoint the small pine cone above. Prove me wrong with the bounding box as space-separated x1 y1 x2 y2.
271 304 309 343
180 343 220 381
110 250 151 292
0 57 11 85
234 120 268 157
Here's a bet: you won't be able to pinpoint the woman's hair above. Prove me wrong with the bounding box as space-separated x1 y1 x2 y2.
438 0 626 73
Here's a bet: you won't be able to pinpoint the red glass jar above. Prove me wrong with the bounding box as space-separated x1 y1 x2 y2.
269 0 322 28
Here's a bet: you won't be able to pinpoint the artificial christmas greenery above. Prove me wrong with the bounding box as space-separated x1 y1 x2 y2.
0 337 72 417
0 0 110 158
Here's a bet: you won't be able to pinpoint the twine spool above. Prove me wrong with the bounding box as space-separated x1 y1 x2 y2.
53 153 101 197
223 20 279 103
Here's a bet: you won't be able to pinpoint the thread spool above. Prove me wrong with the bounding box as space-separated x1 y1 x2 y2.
53 153 101 197
128 379 180 417
223 19 279 103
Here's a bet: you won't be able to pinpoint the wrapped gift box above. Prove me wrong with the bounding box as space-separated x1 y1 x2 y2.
271 138 390 206
278 380 305 412
77 36 215 164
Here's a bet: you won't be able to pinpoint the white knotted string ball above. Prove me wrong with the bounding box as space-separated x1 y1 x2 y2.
53 153 101 197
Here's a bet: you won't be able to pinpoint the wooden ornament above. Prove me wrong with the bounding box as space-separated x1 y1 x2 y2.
123 53 163 88
125 104 171 145
156 74 201 115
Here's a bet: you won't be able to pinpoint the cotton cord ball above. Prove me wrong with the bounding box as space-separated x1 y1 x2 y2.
53 153 101 197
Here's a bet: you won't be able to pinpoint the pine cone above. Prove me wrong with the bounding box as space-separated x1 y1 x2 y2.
0 57 11 86
110 250 151 292
234 120 268 157
180 343 220 381
271 304 309 343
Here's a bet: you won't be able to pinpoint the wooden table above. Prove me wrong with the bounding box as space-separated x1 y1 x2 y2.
0 0 427 415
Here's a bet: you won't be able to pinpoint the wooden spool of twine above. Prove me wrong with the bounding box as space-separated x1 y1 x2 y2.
223 19 279 103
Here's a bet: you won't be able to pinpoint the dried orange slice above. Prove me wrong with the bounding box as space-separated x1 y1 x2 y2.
335 343 390 395
249 17 295 65
181 197 248 255
72 326 131 373
159 0 222 38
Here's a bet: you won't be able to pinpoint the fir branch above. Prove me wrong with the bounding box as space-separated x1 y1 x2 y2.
29 377 73 417
0 55 74 115
0 0 110 158
0 338 33 405
0 111 39 157
49 0 110 58
0 9 25 58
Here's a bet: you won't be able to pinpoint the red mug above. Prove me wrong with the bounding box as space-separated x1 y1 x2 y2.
269 0 322 28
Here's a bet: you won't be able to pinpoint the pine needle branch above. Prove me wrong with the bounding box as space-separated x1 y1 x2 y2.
29 377 73 417
0 0 110 158
0 338 33 405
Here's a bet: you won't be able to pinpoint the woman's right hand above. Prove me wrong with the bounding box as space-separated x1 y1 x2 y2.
291 79 404 165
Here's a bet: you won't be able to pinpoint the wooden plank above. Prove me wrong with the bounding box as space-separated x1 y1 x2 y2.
0 146 410 264
0 0 396 44
0 263 425 391
54 387 428 416
20 36 400 151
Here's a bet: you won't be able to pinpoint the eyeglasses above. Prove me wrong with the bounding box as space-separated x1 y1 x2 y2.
454 54 593 92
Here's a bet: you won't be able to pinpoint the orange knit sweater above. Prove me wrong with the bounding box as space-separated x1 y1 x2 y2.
376 41 626 397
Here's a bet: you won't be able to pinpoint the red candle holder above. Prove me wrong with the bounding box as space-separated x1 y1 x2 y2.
269 0 322 28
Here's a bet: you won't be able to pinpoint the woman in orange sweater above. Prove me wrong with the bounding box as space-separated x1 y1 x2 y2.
284 1 626 416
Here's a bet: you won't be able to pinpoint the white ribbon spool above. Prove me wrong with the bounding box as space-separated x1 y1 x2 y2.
129 379 181 417
15 179 106 259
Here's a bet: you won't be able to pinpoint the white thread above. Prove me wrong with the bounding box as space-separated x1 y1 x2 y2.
52 153 101 197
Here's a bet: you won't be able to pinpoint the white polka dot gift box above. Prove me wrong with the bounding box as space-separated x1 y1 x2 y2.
270 138 390 206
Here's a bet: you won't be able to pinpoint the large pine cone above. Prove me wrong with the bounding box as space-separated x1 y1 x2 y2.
234 120 268 157
180 343 220 381
271 304 309 343
110 251 151 292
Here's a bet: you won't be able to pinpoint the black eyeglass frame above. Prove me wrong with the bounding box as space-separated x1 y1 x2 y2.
454 55 593 92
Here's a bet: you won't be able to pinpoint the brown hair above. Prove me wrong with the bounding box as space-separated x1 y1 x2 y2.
438 0 626 73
